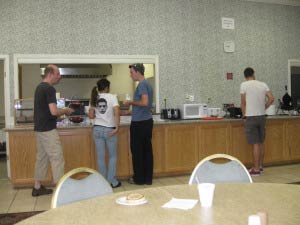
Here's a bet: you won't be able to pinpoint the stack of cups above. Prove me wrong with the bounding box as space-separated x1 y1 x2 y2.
197 183 215 207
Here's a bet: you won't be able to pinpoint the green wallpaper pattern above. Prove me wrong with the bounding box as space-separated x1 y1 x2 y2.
0 0 299 109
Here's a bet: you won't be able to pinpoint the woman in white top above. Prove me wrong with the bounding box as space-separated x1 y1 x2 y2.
89 79 121 188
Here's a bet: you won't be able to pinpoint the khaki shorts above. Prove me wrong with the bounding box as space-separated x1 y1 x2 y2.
244 116 266 144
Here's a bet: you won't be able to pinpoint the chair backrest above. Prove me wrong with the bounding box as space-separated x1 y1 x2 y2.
188 154 252 184
51 167 113 208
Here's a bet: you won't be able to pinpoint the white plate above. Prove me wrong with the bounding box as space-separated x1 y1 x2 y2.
116 196 148 206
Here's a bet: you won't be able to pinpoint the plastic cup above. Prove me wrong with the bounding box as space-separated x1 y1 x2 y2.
125 94 131 101
197 183 215 207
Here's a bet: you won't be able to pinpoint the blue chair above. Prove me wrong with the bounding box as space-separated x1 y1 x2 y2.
51 167 113 208
189 154 252 184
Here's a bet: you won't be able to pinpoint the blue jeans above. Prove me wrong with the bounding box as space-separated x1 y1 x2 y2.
93 126 118 186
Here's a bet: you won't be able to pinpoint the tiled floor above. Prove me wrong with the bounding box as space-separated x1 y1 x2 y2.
0 160 299 214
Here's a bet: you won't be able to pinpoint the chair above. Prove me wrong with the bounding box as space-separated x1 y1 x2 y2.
51 167 113 208
188 154 252 184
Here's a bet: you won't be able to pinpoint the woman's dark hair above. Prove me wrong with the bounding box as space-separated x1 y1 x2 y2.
90 79 110 107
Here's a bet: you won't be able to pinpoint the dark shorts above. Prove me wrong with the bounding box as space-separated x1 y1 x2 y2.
244 116 266 144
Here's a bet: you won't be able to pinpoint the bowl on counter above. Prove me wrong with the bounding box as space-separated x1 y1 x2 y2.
69 116 84 123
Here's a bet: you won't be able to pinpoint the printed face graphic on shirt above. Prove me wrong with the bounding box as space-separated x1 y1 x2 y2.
97 98 107 114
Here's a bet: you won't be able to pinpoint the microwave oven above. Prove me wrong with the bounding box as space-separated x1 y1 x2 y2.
180 103 208 119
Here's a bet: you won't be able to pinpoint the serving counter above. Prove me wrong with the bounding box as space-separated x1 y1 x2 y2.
5 116 300 187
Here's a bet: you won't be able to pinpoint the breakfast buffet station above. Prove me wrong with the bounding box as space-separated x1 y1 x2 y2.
5 116 300 187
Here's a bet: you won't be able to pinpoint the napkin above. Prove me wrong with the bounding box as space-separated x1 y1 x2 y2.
162 198 198 210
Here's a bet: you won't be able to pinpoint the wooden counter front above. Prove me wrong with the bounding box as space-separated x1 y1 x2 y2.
8 128 96 187
6 117 300 187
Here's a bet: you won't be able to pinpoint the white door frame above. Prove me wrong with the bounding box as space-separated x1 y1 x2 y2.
0 54 11 178
13 54 160 113
288 59 300 95
0 55 11 126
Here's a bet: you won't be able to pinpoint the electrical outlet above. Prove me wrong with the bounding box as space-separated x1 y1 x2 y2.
207 98 211 104
185 94 194 102
185 94 190 101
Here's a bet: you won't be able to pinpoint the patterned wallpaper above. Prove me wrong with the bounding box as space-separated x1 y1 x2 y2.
1 0 300 110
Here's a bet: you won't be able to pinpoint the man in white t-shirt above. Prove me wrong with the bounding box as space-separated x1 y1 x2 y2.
240 67 274 176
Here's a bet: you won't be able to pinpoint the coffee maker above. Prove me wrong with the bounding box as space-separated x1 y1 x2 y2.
277 85 294 114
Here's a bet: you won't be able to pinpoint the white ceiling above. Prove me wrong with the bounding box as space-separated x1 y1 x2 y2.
242 0 300 6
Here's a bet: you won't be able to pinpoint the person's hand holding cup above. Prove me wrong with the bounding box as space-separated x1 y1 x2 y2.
197 183 215 207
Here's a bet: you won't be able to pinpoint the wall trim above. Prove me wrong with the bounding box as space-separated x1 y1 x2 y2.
288 59 300 96
0 54 11 178
13 54 160 113
0 55 11 126
243 0 300 6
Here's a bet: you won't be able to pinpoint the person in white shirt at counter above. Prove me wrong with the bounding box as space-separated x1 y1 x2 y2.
240 67 274 176
89 78 121 188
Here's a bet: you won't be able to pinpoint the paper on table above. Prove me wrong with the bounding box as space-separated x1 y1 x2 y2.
161 198 198 210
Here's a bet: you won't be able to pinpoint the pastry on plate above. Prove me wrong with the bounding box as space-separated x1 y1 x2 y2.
126 193 145 203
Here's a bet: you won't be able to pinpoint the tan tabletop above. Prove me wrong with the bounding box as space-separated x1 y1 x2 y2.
18 183 300 225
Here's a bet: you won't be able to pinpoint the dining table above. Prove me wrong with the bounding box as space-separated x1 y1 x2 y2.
17 183 300 225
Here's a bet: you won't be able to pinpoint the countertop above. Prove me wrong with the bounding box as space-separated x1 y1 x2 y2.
4 115 300 131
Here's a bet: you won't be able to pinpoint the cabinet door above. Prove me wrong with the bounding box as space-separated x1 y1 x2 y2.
229 122 252 166
122 125 165 176
9 131 52 186
59 128 95 173
286 119 300 160
165 124 198 172
116 127 130 177
264 120 287 163
152 125 165 174
198 122 230 160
